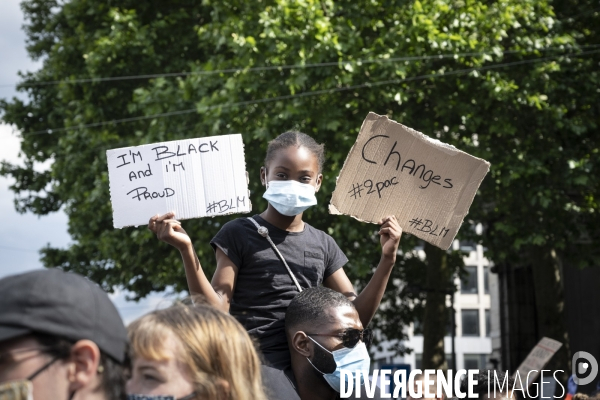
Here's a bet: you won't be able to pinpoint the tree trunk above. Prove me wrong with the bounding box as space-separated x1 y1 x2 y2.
422 243 452 371
529 246 571 394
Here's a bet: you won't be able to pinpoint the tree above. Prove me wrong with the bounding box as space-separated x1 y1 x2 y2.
420 243 463 371
2 0 598 375
464 0 600 382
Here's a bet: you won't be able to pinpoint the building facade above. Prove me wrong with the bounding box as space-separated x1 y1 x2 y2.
372 239 499 372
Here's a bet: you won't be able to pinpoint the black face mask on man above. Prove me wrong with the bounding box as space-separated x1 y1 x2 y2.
307 338 337 378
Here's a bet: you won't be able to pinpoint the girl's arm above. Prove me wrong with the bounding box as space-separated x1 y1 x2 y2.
148 213 237 313
324 215 402 327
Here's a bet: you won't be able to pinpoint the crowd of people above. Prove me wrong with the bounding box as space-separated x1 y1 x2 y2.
0 131 400 399
0 268 526 400
0 268 383 399
0 131 593 399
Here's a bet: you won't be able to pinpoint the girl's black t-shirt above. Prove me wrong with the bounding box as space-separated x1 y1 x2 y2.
210 215 348 362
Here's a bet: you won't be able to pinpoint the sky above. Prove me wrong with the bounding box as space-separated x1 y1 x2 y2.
0 0 168 324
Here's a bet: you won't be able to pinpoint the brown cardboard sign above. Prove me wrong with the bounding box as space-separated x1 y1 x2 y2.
329 112 490 250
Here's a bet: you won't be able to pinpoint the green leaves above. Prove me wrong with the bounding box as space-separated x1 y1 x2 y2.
2 0 599 351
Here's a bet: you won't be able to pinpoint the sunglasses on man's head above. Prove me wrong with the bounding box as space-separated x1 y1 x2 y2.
307 328 373 348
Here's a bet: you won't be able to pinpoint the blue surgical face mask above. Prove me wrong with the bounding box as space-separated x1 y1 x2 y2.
307 336 371 393
263 178 317 216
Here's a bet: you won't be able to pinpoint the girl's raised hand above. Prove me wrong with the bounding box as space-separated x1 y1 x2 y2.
148 212 192 251
377 215 402 261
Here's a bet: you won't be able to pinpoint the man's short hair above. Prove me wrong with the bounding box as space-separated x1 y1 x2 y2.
285 286 355 334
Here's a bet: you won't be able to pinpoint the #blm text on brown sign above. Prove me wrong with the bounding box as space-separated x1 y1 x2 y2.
329 112 490 250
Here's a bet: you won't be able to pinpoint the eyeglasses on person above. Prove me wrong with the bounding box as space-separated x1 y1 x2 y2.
306 328 373 348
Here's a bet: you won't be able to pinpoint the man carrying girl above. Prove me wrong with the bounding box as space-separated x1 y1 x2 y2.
149 131 402 369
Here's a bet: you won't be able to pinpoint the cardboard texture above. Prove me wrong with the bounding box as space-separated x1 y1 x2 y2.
513 337 562 387
106 134 251 228
330 112 490 250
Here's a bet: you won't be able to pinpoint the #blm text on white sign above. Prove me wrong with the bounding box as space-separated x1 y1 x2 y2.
106 134 251 228
513 337 562 387
329 112 491 250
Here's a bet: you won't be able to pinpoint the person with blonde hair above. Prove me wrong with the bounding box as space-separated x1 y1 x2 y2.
126 300 267 400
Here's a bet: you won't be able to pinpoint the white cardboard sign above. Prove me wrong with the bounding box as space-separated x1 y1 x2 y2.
106 134 251 228
329 112 490 250
513 337 562 387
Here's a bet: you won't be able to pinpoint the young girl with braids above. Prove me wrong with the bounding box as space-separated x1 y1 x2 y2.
149 131 402 369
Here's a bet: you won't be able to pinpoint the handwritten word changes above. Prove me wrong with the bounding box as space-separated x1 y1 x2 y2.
361 135 454 190
348 176 399 199
408 217 450 237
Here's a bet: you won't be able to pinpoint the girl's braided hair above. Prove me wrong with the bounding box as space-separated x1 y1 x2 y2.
264 131 325 172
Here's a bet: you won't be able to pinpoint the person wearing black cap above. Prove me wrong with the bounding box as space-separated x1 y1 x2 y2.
0 268 129 400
